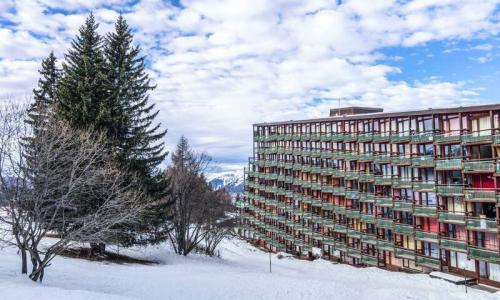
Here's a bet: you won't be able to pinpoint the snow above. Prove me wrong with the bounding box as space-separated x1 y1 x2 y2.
0 238 498 300
429 271 472 283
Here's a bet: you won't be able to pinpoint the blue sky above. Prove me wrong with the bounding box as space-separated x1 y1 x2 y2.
0 0 499 172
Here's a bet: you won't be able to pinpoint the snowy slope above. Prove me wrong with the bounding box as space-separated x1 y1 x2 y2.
207 170 244 194
0 238 497 300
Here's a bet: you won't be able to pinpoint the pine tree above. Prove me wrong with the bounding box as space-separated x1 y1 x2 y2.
26 52 60 131
103 15 172 245
57 13 109 130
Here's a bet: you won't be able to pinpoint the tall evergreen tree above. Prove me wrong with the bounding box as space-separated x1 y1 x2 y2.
26 52 60 131
57 13 109 130
103 15 172 245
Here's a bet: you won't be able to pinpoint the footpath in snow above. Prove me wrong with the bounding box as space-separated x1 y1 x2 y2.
0 238 498 300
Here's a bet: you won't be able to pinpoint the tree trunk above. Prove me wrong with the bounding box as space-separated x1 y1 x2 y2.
20 248 27 274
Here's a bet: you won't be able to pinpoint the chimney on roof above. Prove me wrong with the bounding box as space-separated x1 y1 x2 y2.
329 106 383 117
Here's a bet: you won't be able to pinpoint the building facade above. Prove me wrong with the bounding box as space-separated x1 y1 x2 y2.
236 104 500 287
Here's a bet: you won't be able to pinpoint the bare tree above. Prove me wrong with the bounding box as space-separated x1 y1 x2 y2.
0 105 151 282
203 189 235 257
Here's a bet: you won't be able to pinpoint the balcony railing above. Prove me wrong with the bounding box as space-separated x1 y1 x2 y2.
376 218 393 229
360 213 376 223
390 132 411 143
361 234 377 244
359 173 375 182
358 133 373 142
373 153 391 164
413 206 437 218
395 247 415 259
415 230 439 242
462 130 493 145
361 254 378 266
372 132 390 143
392 178 412 188
440 238 467 252
374 176 392 185
464 189 496 202
393 201 412 212
375 197 393 207
376 240 394 251
359 193 375 202
413 181 435 192
434 132 461 144
391 155 411 165
435 158 462 170
411 132 434 144
394 223 414 235
437 211 465 224
463 160 495 173
436 185 464 196
465 217 497 232
468 246 500 264
415 255 440 269
358 152 374 162
412 155 435 167
344 133 358 142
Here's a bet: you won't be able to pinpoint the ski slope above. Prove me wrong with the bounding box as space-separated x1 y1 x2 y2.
0 238 497 300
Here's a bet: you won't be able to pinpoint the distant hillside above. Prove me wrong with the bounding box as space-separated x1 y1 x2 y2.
207 170 244 195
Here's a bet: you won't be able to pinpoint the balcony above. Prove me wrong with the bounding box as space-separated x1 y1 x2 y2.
413 181 435 192
334 206 346 214
320 152 334 159
412 155 435 167
415 255 440 269
347 229 362 239
395 247 415 259
376 218 393 229
435 158 462 170
361 234 377 244
362 254 378 266
464 189 496 202
359 173 375 182
463 160 495 173
333 224 347 233
434 132 461 144
344 152 359 161
360 213 376 223
394 223 414 235
373 132 390 143
391 155 412 166
375 197 393 207
335 242 347 252
437 211 465 224
346 209 360 219
345 171 359 180
344 133 358 142
465 217 497 232
413 206 437 218
411 132 434 144
347 248 362 259
393 201 412 212
374 176 392 185
415 230 439 243
436 185 464 196
345 190 359 199
358 152 374 162
390 132 411 143
331 133 345 141
462 131 493 145
358 133 373 142
377 240 394 251
373 154 391 164
469 246 500 264
392 178 412 189
440 238 467 252
359 193 375 202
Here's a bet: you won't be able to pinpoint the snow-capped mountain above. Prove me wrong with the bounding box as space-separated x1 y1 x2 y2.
207 170 245 194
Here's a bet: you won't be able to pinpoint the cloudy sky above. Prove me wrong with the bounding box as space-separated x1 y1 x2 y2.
0 0 499 172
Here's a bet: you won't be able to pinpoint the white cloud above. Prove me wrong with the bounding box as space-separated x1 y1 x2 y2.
0 0 499 169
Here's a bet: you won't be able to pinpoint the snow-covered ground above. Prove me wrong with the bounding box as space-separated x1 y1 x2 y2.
0 238 497 300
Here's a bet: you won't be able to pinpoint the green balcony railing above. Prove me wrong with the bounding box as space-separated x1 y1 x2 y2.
412 155 435 167
358 133 373 142
415 255 440 269
331 133 345 141
463 160 495 173
390 132 411 143
434 132 461 144
411 132 434 144
391 155 411 165
376 218 393 228
344 153 359 161
334 206 346 214
359 173 375 182
345 190 359 199
394 223 414 235
395 247 415 259
361 234 377 244
393 201 412 212
415 230 439 242
347 248 362 259
465 189 497 202
374 176 392 185
319 133 331 142
373 132 390 143
377 240 394 251
375 197 393 207
435 158 462 170
462 131 493 145
344 133 358 142
413 206 437 217
362 255 378 266
438 211 465 224
360 213 376 223
346 209 360 219
358 152 374 161
436 185 464 196
468 246 500 264
347 229 362 239
321 203 334 210
392 178 412 188
440 238 467 252
333 223 347 233
359 193 375 202
465 217 497 232
345 171 359 180
335 242 347 252
373 154 391 164
413 181 435 191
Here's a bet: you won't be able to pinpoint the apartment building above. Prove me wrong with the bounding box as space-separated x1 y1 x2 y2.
236 104 500 287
